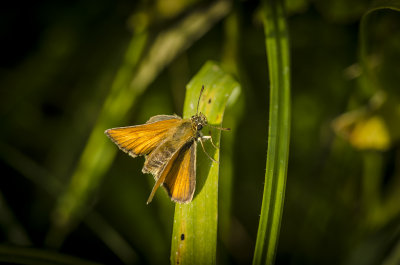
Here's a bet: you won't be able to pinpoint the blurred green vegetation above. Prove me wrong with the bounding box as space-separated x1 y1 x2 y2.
1 0 400 265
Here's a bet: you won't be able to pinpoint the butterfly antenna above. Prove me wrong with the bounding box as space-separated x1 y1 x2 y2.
208 124 231 131
196 85 205 115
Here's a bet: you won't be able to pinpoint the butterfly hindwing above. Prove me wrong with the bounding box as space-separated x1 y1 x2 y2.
146 140 196 204
163 141 196 203
146 114 180 124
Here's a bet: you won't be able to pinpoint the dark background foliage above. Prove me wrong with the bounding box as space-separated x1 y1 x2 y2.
1 0 400 264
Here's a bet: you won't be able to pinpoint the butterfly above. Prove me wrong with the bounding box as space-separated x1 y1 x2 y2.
105 86 229 204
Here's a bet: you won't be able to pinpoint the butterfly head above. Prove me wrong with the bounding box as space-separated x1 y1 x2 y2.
191 112 207 132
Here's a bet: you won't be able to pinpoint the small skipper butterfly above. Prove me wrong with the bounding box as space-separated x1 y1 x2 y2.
105 86 229 204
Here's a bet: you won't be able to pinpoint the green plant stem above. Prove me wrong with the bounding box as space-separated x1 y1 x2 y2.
253 0 291 264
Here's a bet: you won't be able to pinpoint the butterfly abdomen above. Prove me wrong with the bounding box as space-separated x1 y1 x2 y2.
142 121 194 177
142 142 176 175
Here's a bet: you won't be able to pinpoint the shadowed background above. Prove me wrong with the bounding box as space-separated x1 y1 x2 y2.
1 0 400 264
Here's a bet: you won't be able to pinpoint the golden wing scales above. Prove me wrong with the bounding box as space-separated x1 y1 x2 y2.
165 141 196 203
146 141 196 204
105 118 182 157
106 115 201 204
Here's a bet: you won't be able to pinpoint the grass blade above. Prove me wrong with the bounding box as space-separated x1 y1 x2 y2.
252 0 291 264
170 61 240 265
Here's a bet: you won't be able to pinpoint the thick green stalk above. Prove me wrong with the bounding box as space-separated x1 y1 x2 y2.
170 61 240 265
253 0 291 264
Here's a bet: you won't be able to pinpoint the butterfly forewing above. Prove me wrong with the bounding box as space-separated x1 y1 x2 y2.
105 118 182 157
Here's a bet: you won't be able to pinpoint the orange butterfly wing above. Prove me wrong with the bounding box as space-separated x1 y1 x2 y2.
164 141 196 203
146 141 196 204
105 117 182 157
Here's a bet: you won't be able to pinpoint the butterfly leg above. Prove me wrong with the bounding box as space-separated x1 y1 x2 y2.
201 135 219 150
198 136 218 163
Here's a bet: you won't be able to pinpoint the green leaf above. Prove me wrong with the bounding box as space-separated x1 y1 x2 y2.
170 61 240 265
252 0 291 265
